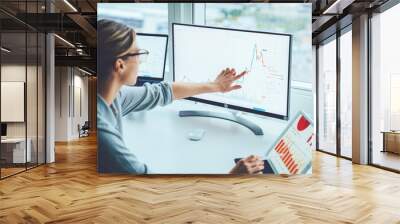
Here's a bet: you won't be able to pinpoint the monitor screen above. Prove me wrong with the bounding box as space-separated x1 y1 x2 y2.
1 123 7 137
173 23 292 119
136 33 168 80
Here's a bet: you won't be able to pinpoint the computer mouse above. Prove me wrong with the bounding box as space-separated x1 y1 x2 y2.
187 129 205 141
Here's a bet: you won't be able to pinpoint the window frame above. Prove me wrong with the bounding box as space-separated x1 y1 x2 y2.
315 24 353 161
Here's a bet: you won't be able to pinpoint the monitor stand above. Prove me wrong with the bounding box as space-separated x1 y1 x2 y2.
178 110 264 136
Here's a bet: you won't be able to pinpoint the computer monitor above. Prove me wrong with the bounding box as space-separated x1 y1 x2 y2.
173 23 292 121
135 33 168 85
1 123 7 138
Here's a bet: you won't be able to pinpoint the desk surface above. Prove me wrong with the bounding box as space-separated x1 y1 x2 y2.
381 131 400 134
1 138 27 144
122 100 292 174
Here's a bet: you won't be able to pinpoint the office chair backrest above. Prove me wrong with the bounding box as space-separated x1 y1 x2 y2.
82 121 90 129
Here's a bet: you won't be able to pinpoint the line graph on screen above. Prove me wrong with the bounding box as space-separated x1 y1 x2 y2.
176 39 289 114
230 43 286 109
240 44 284 81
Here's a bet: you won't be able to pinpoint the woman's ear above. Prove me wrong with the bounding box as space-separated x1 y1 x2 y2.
113 59 125 74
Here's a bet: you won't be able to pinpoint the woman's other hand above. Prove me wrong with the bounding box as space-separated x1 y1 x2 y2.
229 155 264 174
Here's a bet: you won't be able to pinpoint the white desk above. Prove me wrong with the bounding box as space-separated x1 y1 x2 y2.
1 138 31 163
122 100 290 174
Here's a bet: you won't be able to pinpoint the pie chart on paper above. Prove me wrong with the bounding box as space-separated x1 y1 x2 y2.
297 116 310 132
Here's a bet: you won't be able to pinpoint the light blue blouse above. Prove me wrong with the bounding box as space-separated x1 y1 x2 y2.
97 82 173 174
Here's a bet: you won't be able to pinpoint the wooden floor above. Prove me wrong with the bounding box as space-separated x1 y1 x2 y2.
372 150 400 171
1 163 45 178
1 135 400 224
1 167 26 178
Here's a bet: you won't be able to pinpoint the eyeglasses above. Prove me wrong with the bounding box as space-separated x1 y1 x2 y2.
118 49 149 64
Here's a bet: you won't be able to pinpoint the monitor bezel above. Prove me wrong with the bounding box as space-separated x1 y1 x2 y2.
136 32 169 83
172 23 292 120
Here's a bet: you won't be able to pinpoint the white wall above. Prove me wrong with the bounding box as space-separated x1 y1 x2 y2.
54 67 89 141
1 65 41 138
72 73 89 138
55 66 69 141
1 65 25 132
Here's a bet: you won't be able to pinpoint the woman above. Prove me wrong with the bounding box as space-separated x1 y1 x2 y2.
97 19 264 174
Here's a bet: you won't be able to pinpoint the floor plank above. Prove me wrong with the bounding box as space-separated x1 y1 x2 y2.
1 135 400 224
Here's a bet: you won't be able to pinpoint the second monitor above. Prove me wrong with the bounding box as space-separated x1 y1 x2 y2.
135 33 168 85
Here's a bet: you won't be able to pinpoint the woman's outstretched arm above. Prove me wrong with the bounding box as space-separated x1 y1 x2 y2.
119 68 246 116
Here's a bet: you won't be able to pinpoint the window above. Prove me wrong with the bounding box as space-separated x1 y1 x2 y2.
339 29 352 158
370 3 400 171
317 37 337 154
0 1 46 179
97 3 168 34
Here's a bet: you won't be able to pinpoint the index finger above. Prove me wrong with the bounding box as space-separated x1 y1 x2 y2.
233 70 247 81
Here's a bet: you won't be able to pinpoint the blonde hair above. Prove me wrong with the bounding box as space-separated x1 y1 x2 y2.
97 19 136 89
